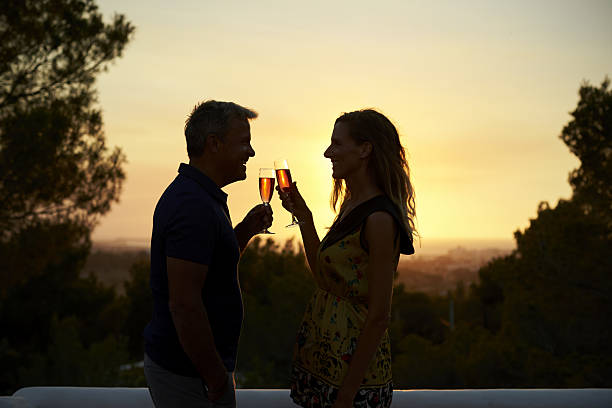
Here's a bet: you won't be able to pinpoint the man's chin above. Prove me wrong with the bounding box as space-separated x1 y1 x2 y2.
234 170 248 182
224 172 247 186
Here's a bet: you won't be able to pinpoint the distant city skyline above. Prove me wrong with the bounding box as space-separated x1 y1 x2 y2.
92 235 516 257
91 0 611 247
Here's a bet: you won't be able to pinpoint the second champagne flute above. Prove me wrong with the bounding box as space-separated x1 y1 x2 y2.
274 159 301 227
258 168 275 234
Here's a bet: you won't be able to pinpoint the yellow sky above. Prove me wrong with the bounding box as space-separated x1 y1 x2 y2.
91 0 611 251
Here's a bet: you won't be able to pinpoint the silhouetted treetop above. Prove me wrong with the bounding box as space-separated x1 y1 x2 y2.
0 0 135 239
0 0 134 109
560 77 612 226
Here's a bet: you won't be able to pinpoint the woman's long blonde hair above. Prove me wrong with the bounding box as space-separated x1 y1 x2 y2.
330 109 417 239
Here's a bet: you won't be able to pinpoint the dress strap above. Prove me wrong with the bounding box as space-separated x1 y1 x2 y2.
321 195 414 255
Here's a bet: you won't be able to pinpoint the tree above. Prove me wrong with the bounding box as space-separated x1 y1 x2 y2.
465 77 612 387
0 0 134 248
121 258 152 360
0 0 133 289
0 0 134 393
237 237 315 387
560 77 612 229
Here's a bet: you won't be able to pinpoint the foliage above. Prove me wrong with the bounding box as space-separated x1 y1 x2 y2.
16 315 129 387
0 220 90 298
0 0 134 394
83 249 149 294
391 77 612 388
0 0 134 240
121 258 152 359
559 77 612 227
236 237 315 387
390 284 448 345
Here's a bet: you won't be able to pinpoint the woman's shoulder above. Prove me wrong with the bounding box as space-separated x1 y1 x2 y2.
355 195 401 226
321 195 414 255
364 210 396 226
361 196 415 255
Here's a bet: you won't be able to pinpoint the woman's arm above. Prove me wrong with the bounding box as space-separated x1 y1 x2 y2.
277 182 320 274
333 211 398 408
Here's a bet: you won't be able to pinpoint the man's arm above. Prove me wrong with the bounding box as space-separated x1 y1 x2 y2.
167 256 227 398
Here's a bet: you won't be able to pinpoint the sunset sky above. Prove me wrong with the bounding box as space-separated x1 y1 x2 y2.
92 0 611 253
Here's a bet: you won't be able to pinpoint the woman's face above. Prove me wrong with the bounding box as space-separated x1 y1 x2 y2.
324 121 365 179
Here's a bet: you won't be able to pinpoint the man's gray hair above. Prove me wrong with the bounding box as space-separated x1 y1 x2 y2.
184 100 258 158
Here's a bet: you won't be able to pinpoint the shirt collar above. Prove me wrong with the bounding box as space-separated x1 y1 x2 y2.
178 163 228 205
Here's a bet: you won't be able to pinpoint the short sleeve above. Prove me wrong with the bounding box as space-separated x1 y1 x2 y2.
165 198 219 265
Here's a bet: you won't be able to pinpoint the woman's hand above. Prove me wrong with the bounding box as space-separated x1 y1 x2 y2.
276 182 311 223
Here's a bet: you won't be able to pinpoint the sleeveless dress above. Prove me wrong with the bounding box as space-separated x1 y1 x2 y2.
290 195 415 408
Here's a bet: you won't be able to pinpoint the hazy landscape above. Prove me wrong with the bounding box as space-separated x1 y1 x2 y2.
85 238 513 296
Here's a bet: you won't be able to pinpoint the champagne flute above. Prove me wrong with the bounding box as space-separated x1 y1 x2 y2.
258 168 275 234
274 159 301 227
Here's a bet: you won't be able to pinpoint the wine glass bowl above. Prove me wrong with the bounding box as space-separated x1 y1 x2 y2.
258 168 275 234
274 159 301 227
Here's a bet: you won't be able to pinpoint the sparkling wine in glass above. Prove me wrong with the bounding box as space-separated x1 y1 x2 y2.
258 168 275 234
274 159 301 227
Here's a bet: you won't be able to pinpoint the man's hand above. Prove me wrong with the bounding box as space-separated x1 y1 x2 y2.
235 204 273 251
206 371 229 402
241 203 273 236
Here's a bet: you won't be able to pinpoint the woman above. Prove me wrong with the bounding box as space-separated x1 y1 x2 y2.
278 109 417 408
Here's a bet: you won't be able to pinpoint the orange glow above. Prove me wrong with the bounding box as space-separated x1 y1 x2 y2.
91 1 610 252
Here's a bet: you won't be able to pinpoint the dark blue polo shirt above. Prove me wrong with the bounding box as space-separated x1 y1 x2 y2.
144 163 242 377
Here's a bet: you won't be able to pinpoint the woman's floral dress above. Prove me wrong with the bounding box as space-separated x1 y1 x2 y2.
290 195 415 408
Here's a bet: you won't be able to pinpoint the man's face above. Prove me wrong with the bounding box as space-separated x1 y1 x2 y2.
219 118 255 185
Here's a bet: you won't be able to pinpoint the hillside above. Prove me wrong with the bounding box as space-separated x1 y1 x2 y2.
81 244 149 295
396 246 512 295
84 241 511 296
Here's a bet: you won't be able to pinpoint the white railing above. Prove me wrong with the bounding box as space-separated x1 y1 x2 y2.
1 387 611 408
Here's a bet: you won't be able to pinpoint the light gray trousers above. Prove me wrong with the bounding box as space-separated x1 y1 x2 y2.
144 353 236 408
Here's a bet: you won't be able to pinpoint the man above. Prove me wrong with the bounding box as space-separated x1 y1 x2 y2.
143 100 272 407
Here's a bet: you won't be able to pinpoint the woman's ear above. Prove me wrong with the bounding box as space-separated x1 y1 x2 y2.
360 142 373 159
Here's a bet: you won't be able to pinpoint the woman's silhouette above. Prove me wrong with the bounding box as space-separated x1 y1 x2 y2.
278 109 417 408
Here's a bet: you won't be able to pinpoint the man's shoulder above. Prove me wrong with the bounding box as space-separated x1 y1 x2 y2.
162 174 217 206
155 177 222 225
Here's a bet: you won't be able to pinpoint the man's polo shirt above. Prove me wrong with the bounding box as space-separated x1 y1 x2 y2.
144 163 242 377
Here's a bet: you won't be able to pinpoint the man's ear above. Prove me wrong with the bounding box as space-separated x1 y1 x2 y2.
206 134 222 153
360 142 372 159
